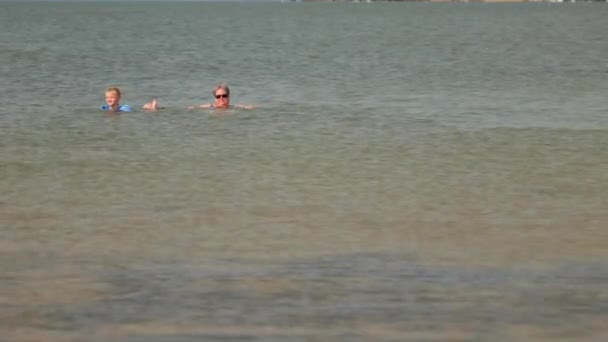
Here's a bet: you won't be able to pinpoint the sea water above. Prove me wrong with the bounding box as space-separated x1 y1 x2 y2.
1 2 607 341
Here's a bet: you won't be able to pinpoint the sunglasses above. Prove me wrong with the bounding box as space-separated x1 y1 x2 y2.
214 94 229 99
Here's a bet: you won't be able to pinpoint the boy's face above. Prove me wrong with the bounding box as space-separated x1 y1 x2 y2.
105 91 120 107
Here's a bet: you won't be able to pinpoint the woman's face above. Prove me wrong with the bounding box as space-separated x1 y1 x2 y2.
213 88 230 108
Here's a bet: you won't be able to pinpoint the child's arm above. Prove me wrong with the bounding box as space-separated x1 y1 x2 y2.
142 98 161 111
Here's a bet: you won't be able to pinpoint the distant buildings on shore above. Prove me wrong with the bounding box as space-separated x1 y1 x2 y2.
300 0 606 2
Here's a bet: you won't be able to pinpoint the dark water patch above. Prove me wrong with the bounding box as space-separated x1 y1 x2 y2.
122 336 260 342
121 333 315 342
1 255 607 341
31 254 604 337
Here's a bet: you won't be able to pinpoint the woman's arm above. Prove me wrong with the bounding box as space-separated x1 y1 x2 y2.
234 104 254 109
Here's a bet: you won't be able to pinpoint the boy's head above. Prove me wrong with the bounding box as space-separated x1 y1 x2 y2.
105 87 122 107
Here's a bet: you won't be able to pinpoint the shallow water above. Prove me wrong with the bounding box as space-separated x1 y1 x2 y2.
1 2 607 341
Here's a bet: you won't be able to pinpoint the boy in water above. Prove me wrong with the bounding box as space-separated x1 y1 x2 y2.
100 87 131 112
101 87 160 112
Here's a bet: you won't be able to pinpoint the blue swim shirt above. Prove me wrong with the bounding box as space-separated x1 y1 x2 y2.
100 104 132 112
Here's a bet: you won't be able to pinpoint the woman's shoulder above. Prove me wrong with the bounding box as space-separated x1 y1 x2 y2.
233 104 254 109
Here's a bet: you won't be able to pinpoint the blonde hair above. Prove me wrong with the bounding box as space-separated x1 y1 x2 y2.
212 83 230 97
105 87 122 97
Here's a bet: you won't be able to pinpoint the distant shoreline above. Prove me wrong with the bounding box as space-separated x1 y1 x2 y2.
301 0 604 3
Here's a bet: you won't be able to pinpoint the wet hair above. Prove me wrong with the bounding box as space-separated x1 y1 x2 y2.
105 87 122 97
213 83 230 97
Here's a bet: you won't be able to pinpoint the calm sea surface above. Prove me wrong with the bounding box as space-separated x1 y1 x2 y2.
1 2 607 341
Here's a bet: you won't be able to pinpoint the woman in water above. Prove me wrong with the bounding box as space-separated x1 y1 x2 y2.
191 83 254 110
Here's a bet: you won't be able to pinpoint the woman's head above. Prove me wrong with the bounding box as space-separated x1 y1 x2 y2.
212 83 230 108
